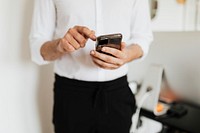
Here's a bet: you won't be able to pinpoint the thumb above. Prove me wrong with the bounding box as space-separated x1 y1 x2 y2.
121 42 126 51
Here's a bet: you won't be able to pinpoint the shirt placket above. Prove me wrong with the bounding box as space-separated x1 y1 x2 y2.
95 0 106 81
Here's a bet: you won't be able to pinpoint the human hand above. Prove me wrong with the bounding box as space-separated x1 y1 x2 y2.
57 26 96 53
90 42 129 70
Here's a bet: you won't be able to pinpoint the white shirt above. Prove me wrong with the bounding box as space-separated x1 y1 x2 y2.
29 0 153 81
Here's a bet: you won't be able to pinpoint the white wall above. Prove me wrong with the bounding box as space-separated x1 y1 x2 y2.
151 0 198 31
0 0 54 133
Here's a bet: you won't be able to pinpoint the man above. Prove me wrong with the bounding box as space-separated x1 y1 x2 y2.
29 0 153 132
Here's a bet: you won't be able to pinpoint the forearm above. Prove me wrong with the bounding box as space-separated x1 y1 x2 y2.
40 39 64 61
125 44 143 63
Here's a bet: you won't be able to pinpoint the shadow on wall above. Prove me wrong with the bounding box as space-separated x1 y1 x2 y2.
21 0 54 133
20 0 33 62
38 65 54 133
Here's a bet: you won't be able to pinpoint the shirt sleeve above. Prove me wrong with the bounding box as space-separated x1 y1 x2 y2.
29 0 56 65
127 0 154 62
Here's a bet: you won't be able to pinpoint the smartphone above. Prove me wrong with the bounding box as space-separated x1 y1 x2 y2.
96 33 122 54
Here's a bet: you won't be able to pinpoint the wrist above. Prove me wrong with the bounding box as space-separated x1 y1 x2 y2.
125 44 143 63
40 38 65 61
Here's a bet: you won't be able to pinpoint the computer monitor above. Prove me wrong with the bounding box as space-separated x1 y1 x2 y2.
128 32 200 108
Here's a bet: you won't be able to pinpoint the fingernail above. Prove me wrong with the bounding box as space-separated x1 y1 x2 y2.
90 50 94 55
92 35 96 40
90 31 96 40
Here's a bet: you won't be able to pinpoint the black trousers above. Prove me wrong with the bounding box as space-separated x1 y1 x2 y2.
53 74 136 133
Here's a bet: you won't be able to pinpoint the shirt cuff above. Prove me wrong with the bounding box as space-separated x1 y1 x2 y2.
30 38 51 65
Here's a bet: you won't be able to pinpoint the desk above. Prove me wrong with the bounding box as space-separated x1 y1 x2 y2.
140 103 200 133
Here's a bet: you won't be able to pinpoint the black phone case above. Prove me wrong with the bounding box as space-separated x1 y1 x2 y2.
96 33 122 53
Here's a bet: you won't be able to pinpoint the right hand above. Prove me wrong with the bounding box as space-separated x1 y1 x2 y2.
57 26 96 53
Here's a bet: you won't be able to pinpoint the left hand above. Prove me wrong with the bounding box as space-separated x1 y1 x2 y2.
90 42 129 70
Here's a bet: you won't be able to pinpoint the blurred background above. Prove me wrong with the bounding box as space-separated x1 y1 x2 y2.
0 0 200 133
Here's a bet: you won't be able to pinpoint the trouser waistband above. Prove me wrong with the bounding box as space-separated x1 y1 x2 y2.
55 74 128 91
55 74 129 114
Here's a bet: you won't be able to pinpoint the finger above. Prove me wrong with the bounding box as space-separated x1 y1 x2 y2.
58 38 75 52
101 47 127 59
68 28 87 48
64 33 81 50
90 50 124 66
74 26 96 41
92 56 119 70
